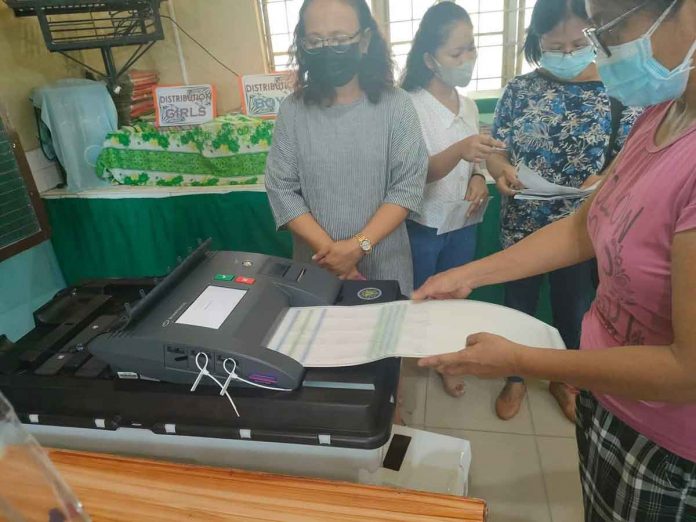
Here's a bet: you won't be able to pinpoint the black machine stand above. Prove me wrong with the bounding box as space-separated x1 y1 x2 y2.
0 245 402 450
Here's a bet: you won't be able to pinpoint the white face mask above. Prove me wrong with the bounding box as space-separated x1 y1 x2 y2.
432 56 476 88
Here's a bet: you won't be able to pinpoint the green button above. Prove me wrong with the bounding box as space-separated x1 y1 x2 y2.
215 274 235 281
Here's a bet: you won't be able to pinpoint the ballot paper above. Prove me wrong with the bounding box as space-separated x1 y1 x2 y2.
514 193 587 202
514 164 597 201
267 300 565 367
437 197 492 235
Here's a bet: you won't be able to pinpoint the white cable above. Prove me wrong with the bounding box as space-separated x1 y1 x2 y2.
191 352 240 417
221 358 293 394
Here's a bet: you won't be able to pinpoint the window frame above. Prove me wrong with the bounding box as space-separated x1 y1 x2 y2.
0 103 51 263
257 0 533 91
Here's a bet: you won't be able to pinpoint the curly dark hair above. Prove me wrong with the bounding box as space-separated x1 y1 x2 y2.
400 2 472 92
290 0 394 105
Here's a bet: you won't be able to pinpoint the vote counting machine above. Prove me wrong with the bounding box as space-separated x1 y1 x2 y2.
0 241 472 493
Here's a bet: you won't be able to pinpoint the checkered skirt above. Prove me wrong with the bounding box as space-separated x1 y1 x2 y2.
576 391 696 521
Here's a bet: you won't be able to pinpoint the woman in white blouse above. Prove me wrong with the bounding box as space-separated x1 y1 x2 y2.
401 2 504 397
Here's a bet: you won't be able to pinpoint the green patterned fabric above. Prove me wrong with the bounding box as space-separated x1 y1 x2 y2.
96 114 274 187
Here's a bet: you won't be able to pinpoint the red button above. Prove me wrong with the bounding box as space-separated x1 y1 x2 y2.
235 276 255 285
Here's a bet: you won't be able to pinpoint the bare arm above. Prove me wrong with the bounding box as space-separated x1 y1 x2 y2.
362 203 409 244
532 228 696 402
412 189 597 299
486 151 522 196
485 151 513 181
516 344 696 403
420 230 696 403
287 213 333 253
413 159 620 299
314 203 410 276
465 196 595 288
427 136 505 183
427 142 465 183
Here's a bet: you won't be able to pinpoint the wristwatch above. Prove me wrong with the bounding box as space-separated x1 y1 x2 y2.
354 233 373 255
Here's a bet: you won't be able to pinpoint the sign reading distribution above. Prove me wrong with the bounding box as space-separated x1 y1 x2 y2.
154 84 216 127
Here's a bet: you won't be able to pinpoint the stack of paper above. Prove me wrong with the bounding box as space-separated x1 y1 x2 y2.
514 164 597 201
267 300 566 367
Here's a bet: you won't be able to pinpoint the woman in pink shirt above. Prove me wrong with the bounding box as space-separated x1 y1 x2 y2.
414 0 696 519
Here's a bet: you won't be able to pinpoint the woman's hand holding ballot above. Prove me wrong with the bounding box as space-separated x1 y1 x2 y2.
412 267 523 378
418 333 524 379
494 165 524 196
411 265 476 300
459 135 506 163
464 174 489 217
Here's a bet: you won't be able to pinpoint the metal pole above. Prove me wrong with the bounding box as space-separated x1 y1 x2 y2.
167 0 190 84
101 47 118 89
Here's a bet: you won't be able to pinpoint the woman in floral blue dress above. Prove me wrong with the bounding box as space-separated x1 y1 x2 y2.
487 0 641 421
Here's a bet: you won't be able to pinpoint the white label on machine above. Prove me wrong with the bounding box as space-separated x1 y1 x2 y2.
176 286 247 330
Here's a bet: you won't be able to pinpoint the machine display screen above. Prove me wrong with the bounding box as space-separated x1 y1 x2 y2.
176 286 248 330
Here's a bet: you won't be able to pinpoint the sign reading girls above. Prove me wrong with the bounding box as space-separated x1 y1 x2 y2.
239 73 293 119
153 84 216 127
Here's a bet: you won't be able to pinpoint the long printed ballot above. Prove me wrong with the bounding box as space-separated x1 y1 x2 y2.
267 300 566 367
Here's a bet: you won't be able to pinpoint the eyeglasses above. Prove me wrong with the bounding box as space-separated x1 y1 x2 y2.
540 44 592 56
300 29 363 55
583 1 649 57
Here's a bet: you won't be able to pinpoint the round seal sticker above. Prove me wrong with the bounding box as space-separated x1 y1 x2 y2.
357 287 383 301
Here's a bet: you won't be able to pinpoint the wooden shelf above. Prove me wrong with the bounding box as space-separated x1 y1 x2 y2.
44 449 487 521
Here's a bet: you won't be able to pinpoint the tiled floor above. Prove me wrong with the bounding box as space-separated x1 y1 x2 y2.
400 360 584 522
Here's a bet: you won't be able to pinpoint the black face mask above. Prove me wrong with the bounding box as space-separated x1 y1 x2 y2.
303 43 363 88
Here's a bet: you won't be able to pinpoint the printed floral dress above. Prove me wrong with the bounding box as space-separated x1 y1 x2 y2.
492 70 642 248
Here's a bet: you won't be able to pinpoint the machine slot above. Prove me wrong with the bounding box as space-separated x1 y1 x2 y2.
164 345 189 370
188 349 213 373
263 262 291 278
383 434 412 471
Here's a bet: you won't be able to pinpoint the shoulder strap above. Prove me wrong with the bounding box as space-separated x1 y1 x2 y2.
603 96 625 170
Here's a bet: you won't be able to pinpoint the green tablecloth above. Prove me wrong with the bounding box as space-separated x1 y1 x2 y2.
45 191 292 283
44 186 553 323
